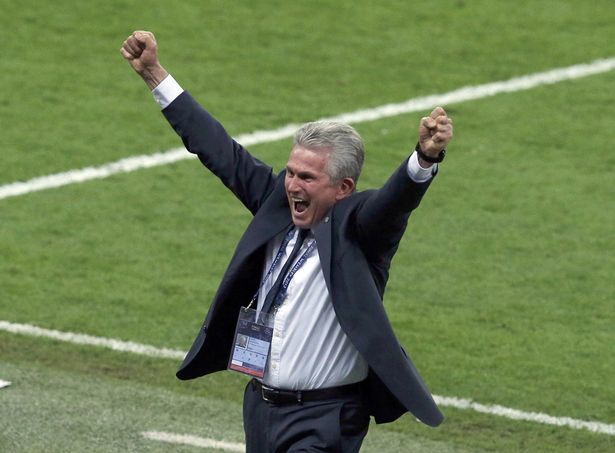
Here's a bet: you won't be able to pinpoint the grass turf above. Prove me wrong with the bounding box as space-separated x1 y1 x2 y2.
1 0 614 451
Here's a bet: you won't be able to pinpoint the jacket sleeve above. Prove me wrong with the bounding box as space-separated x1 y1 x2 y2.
162 91 277 215
354 158 434 266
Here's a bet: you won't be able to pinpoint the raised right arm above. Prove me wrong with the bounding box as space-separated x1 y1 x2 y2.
120 31 276 214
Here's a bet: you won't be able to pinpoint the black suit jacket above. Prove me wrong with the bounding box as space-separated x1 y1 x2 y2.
163 91 443 427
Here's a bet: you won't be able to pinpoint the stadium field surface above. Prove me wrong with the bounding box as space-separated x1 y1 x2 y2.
1 1 614 451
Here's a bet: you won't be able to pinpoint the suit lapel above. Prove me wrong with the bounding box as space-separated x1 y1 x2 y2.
312 213 333 294
229 188 334 295
232 196 293 266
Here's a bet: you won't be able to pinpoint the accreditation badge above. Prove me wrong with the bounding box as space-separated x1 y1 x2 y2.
228 307 274 379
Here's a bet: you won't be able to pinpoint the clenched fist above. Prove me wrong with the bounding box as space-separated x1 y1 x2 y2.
120 31 168 90
418 107 453 164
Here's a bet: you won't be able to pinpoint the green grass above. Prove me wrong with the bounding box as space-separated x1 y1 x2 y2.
1 0 615 451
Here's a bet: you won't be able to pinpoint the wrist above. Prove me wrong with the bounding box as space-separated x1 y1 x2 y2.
417 155 434 169
139 64 169 90
415 142 446 164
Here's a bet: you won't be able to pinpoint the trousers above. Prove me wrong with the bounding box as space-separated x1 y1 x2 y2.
243 379 370 452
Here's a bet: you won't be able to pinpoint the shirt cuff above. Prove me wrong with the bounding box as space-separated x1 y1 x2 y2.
152 75 184 110
406 151 437 183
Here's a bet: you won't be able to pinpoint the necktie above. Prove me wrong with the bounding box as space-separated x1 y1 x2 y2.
260 228 309 314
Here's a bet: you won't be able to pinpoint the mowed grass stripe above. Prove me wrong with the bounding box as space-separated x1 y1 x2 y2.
1 56 614 201
2 319 613 436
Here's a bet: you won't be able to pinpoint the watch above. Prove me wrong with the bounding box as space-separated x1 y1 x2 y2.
415 142 446 163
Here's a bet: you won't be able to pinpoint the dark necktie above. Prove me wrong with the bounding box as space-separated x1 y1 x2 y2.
260 228 309 314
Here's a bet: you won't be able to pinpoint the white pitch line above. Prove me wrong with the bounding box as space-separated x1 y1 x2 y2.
1 57 614 201
142 431 245 452
2 319 614 436
433 395 615 436
0 320 185 360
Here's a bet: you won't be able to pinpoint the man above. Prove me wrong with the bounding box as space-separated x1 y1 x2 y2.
121 30 453 452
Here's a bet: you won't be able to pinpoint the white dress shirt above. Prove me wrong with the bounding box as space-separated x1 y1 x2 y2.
152 75 436 389
256 228 368 389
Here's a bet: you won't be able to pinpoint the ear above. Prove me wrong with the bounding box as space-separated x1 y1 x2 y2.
335 177 356 200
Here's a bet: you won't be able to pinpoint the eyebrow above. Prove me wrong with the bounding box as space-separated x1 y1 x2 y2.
287 166 318 179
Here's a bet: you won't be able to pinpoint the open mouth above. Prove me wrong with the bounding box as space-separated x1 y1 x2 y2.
292 198 309 214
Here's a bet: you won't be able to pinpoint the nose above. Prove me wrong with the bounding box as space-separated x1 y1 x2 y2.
286 175 299 193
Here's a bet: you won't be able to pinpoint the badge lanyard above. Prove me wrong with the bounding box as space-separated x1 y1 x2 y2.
269 240 316 310
247 227 315 311
228 228 316 379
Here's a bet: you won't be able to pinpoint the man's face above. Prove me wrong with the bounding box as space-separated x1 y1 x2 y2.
285 145 354 228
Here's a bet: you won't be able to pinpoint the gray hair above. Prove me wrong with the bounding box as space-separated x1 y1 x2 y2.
293 121 365 184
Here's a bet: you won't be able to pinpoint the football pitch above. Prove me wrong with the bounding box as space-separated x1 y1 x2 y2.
1 1 614 451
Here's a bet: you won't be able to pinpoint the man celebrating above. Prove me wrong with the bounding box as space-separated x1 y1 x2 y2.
121 30 453 452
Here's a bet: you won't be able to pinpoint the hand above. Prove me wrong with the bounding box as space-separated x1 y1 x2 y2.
120 30 168 89
418 107 453 161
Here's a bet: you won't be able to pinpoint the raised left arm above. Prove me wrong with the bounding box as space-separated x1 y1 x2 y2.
354 107 453 264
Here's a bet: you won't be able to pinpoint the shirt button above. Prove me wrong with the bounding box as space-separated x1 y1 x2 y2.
272 363 278 370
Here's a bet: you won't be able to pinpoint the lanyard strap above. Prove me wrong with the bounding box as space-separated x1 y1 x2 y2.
247 227 295 309
270 239 316 309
